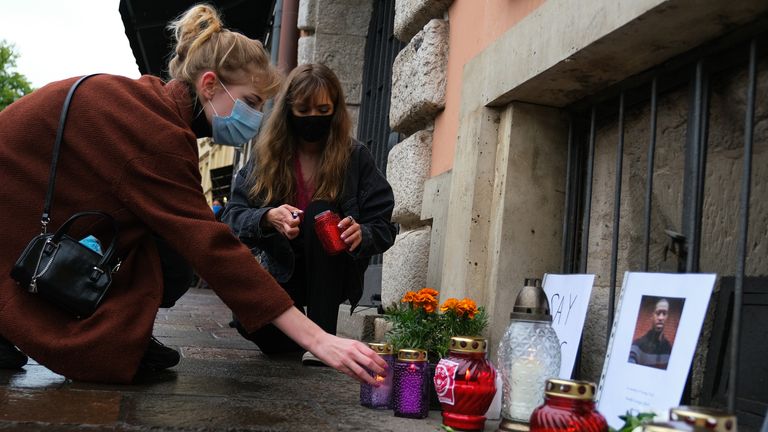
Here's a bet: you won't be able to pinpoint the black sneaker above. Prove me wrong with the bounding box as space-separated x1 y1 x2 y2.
0 336 27 369
138 336 180 373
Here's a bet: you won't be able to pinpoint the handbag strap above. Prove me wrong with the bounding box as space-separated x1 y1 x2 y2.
40 74 101 233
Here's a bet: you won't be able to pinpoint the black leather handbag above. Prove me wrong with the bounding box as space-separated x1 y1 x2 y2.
10 74 121 318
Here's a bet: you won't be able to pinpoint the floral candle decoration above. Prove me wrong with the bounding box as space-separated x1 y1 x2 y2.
435 336 497 431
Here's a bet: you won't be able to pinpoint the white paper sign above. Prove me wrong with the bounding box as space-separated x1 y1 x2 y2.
542 273 595 379
597 272 716 429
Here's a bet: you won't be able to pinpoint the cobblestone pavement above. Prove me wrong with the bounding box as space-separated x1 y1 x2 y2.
0 288 502 431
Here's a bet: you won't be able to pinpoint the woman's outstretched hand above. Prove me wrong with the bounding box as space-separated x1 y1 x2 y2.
309 333 388 385
265 204 303 239
272 307 387 385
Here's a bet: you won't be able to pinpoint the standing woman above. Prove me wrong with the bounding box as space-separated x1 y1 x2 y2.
0 4 386 384
222 64 396 361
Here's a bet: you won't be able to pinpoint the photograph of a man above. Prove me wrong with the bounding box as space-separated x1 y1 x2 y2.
627 296 685 370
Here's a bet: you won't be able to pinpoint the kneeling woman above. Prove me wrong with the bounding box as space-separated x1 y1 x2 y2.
222 64 396 359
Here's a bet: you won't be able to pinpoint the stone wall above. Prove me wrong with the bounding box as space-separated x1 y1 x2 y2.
297 0 374 134
380 0 451 309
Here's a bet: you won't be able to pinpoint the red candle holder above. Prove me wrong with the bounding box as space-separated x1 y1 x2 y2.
434 337 497 431
313 210 348 255
529 379 608 432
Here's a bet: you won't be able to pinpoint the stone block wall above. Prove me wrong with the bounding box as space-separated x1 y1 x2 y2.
388 130 433 226
297 0 374 134
389 19 449 136
393 0 452 42
379 1 451 310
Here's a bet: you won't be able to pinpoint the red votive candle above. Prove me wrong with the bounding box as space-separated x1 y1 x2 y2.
313 210 348 255
435 337 497 431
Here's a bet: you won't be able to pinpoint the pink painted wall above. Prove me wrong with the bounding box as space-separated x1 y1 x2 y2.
430 0 545 176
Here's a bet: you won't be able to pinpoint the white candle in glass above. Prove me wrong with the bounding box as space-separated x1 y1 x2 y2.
508 348 546 421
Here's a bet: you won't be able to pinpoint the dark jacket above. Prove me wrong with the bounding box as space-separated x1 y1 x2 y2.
628 329 672 369
221 140 397 309
0 75 293 383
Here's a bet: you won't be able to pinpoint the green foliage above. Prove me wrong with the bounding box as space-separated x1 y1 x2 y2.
0 40 34 111
609 410 657 432
384 288 489 361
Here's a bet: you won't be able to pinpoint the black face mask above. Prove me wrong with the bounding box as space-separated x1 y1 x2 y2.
289 113 333 143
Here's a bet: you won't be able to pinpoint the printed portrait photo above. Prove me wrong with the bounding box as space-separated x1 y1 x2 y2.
627 295 685 370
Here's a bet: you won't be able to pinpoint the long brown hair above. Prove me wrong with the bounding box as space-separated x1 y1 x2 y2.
248 64 352 204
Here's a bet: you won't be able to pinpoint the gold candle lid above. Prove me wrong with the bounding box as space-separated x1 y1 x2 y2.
544 378 596 401
397 348 427 362
670 406 737 431
643 421 707 432
368 342 394 355
448 336 487 353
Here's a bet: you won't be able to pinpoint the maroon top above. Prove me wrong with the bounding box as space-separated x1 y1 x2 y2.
294 154 315 210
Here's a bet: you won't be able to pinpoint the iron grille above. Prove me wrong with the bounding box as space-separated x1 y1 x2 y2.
563 20 766 429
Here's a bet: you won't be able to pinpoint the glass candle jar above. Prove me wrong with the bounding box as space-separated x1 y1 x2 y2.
392 349 429 419
498 278 561 431
435 336 497 431
313 210 347 255
529 379 608 432
360 342 395 409
670 406 737 431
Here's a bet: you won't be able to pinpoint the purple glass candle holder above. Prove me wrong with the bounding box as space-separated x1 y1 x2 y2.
393 349 429 419
360 343 395 409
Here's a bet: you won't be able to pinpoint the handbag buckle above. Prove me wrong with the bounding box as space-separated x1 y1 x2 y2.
89 266 105 282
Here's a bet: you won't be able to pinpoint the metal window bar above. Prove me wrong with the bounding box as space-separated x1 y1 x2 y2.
578 107 597 274
607 92 625 342
563 21 765 418
683 60 710 274
643 78 658 272
561 118 576 273
728 37 758 413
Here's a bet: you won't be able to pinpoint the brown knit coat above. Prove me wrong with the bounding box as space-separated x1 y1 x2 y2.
0 75 293 383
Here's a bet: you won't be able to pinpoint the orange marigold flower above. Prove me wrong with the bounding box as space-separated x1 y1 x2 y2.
422 301 437 313
457 298 478 319
401 291 416 303
419 288 439 299
415 293 438 313
440 298 460 313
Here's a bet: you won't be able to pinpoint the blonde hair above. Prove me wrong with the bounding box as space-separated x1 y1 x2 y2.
167 3 281 97
249 64 352 205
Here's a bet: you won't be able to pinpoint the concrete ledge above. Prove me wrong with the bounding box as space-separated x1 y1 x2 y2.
461 0 768 112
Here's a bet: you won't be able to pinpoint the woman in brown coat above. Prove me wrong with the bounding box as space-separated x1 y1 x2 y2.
0 4 386 384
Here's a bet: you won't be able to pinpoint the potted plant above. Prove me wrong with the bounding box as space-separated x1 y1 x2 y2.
384 288 489 409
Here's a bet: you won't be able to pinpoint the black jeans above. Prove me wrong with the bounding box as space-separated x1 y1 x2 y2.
234 201 348 354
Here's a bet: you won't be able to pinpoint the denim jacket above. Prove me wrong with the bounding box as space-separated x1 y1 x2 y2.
221 140 397 309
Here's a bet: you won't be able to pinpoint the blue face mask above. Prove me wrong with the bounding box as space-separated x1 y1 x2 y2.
209 83 263 148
